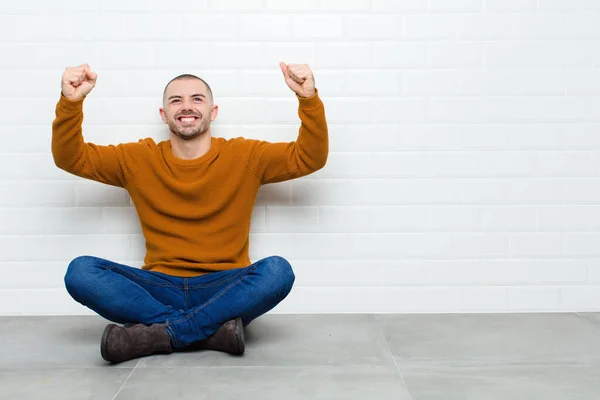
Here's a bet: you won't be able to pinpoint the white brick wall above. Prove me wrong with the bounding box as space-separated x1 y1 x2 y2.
1 0 600 315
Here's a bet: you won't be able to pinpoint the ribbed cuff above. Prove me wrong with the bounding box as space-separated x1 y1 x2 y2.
57 93 84 113
297 88 322 110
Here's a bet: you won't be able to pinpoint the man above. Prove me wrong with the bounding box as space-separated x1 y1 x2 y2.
51 62 328 363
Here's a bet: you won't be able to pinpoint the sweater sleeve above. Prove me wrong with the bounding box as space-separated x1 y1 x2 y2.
51 95 147 188
235 89 329 185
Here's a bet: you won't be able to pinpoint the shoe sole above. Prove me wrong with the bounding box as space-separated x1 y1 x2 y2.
235 317 245 354
100 324 117 362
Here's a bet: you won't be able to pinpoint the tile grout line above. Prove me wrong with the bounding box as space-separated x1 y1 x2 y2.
575 312 600 328
370 314 415 400
111 359 141 400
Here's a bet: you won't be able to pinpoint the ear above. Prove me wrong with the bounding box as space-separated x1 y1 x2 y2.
159 107 168 124
210 104 219 122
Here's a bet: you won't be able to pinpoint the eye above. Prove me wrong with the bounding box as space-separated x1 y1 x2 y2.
194 97 203 102
171 99 181 104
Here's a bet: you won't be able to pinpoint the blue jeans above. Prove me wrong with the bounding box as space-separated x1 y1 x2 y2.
64 255 295 349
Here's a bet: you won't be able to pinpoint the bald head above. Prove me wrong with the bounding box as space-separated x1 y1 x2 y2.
163 74 213 105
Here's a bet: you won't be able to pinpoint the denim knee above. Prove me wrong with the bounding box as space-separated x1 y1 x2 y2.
64 255 99 297
261 255 295 294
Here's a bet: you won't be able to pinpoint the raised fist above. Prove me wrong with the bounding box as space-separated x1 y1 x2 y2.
61 64 98 102
279 62 316 98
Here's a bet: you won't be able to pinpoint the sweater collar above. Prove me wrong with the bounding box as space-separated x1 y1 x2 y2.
164 136 221 167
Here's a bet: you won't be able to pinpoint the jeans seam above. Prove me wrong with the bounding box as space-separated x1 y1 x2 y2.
184 278 190 310
165 323 181 348
186 267 251 289
107 265 181 289
162 262 259 346
168 274 250 327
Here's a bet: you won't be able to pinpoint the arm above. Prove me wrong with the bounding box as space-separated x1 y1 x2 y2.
237 63 329 184
52 64 145 188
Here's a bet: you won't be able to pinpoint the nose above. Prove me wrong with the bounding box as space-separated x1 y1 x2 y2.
181 98 194 109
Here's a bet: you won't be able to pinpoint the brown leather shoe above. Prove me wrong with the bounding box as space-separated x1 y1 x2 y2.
101 323 173 363
191 317 245 354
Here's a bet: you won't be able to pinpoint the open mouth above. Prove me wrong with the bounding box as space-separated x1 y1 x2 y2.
177 116 199 124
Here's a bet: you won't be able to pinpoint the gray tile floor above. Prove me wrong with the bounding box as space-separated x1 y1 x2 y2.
1 313 600 399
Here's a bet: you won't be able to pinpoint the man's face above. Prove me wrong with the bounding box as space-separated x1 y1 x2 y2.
160 79 218 140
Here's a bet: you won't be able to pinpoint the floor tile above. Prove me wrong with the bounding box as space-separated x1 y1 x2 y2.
374 313 600 366
0 367 132 400
578 312 600 326
0 316 137 368
116 366 411 400
402 364 600 400
140 314 396 368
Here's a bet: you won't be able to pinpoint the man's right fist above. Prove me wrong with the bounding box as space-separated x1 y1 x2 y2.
61 64 98 102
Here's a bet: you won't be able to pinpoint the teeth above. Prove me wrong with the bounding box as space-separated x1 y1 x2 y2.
180 117 195 122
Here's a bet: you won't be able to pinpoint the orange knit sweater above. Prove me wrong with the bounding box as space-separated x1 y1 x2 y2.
51 91 328 277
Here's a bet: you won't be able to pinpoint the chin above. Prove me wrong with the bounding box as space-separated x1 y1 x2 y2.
175 129 208 141
177 133 200 141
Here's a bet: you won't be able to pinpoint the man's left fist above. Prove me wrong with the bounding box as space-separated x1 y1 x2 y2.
279 62 316 98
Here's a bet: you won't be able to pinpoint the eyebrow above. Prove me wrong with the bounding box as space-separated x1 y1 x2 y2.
168 94 207 101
